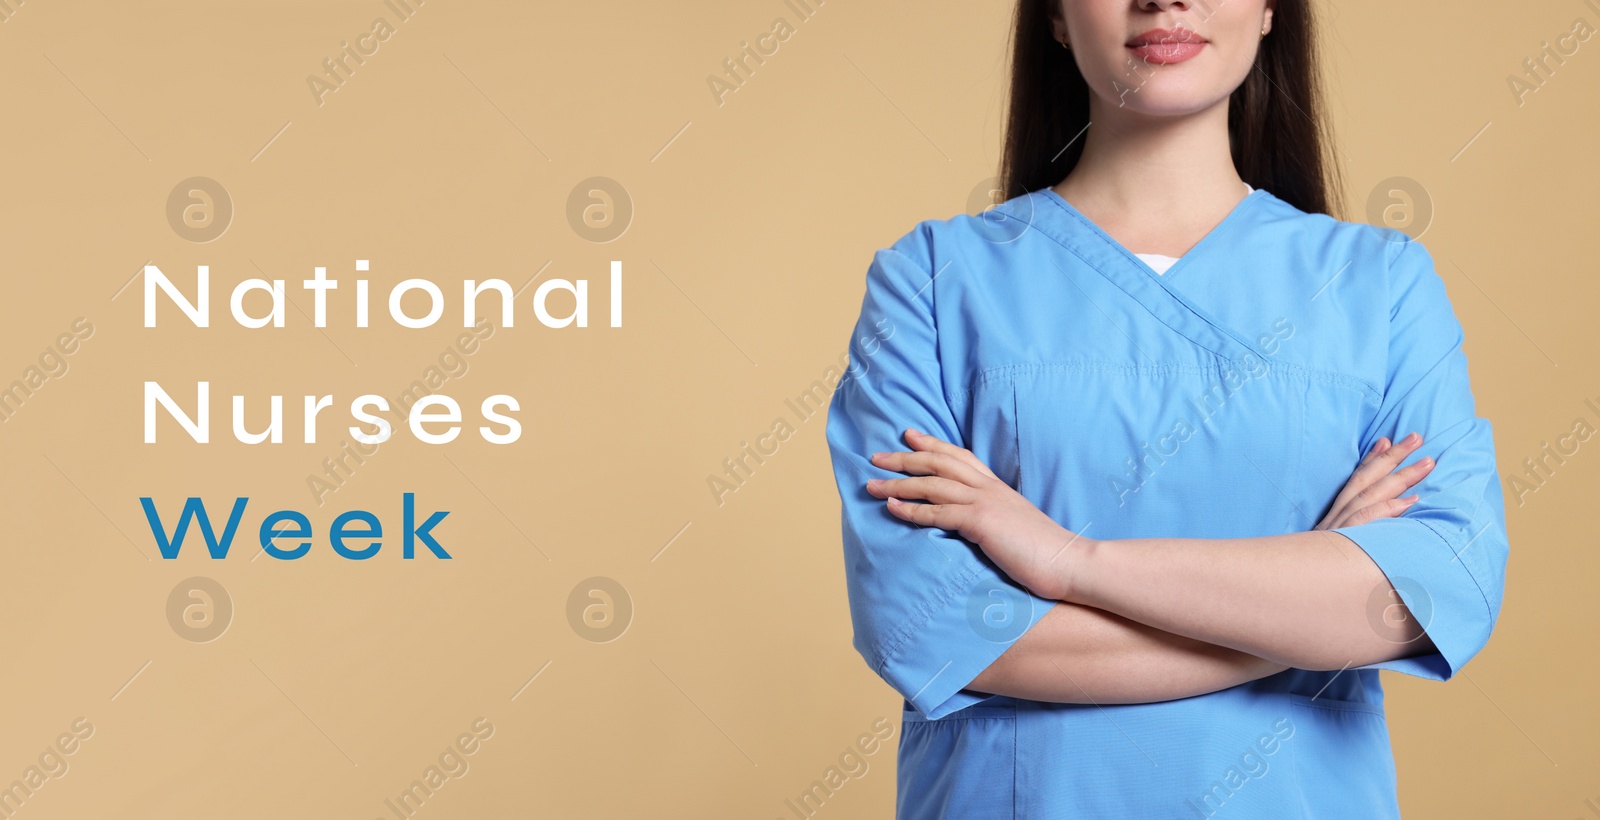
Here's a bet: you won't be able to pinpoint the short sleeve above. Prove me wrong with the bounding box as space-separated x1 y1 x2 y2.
825 238 1053 720
1332 235 1510 681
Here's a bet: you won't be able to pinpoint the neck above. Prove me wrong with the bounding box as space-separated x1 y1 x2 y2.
1053 100 1244 220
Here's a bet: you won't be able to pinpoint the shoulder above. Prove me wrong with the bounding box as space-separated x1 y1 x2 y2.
871 188 1051 271
1253 191 1439 289
1253 190 1409 250
1256 195 1460 351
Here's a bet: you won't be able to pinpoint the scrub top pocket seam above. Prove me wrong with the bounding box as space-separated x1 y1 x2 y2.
1254 359 1381 405
949 360 1380 406
955 361 1219 399
1287 693 1387 716
901 704 1020 723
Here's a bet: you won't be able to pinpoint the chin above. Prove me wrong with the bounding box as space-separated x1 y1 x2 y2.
1109 83 1231 117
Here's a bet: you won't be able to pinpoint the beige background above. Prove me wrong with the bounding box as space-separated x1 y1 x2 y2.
0 0 1594 817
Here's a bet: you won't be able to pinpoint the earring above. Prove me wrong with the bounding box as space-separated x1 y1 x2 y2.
1060 35 1071 50
1260 27 1267 38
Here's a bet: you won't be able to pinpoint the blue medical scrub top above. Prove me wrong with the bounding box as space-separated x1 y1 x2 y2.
825 186 1510 819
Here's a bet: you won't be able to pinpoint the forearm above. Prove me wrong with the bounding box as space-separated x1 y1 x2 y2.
1062 530 1435 671
966 601 1289 704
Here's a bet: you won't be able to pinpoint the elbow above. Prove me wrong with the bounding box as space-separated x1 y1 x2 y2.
965 660 1006 698
1286 604 1435 672
1282 650 1357 673
1296 633 1440 673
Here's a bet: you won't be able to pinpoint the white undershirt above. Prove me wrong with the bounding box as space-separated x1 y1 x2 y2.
1134 183 1255 275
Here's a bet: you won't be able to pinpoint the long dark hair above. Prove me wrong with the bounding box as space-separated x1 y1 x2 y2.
998 0 1345 219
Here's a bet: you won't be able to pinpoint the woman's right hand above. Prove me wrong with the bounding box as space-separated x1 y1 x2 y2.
1313 432 1435 530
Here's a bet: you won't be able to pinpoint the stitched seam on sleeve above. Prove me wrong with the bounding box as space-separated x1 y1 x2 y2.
873 561 988 679
875 231 992 676
1405 514 1495 619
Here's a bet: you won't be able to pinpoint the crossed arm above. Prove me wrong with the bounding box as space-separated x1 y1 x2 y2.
864 428 1440 705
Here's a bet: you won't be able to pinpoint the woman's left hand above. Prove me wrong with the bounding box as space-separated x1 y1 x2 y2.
865 427 1089 601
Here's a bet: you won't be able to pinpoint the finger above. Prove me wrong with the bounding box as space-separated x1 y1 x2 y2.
1326 432 1424 522
1339 495 1420 527
1351 455 1435 507
1367 431 1425 476
1353 455 1435 508
873 449 971 480
872 449 990 487
867 475 977 505
1348 433 1423 493
1328 440 1396 521
904 428 999 480
1357 436 1392 468
885 496 967 531
904 428 1000 480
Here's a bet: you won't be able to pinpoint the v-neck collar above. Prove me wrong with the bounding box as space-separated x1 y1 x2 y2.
1039 185 1265 284
1012 185 1276 362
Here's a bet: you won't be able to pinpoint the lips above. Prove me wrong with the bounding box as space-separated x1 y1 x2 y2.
1126 27 1207 64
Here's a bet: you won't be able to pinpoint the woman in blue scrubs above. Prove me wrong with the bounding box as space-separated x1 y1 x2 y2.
824 0 1510 817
